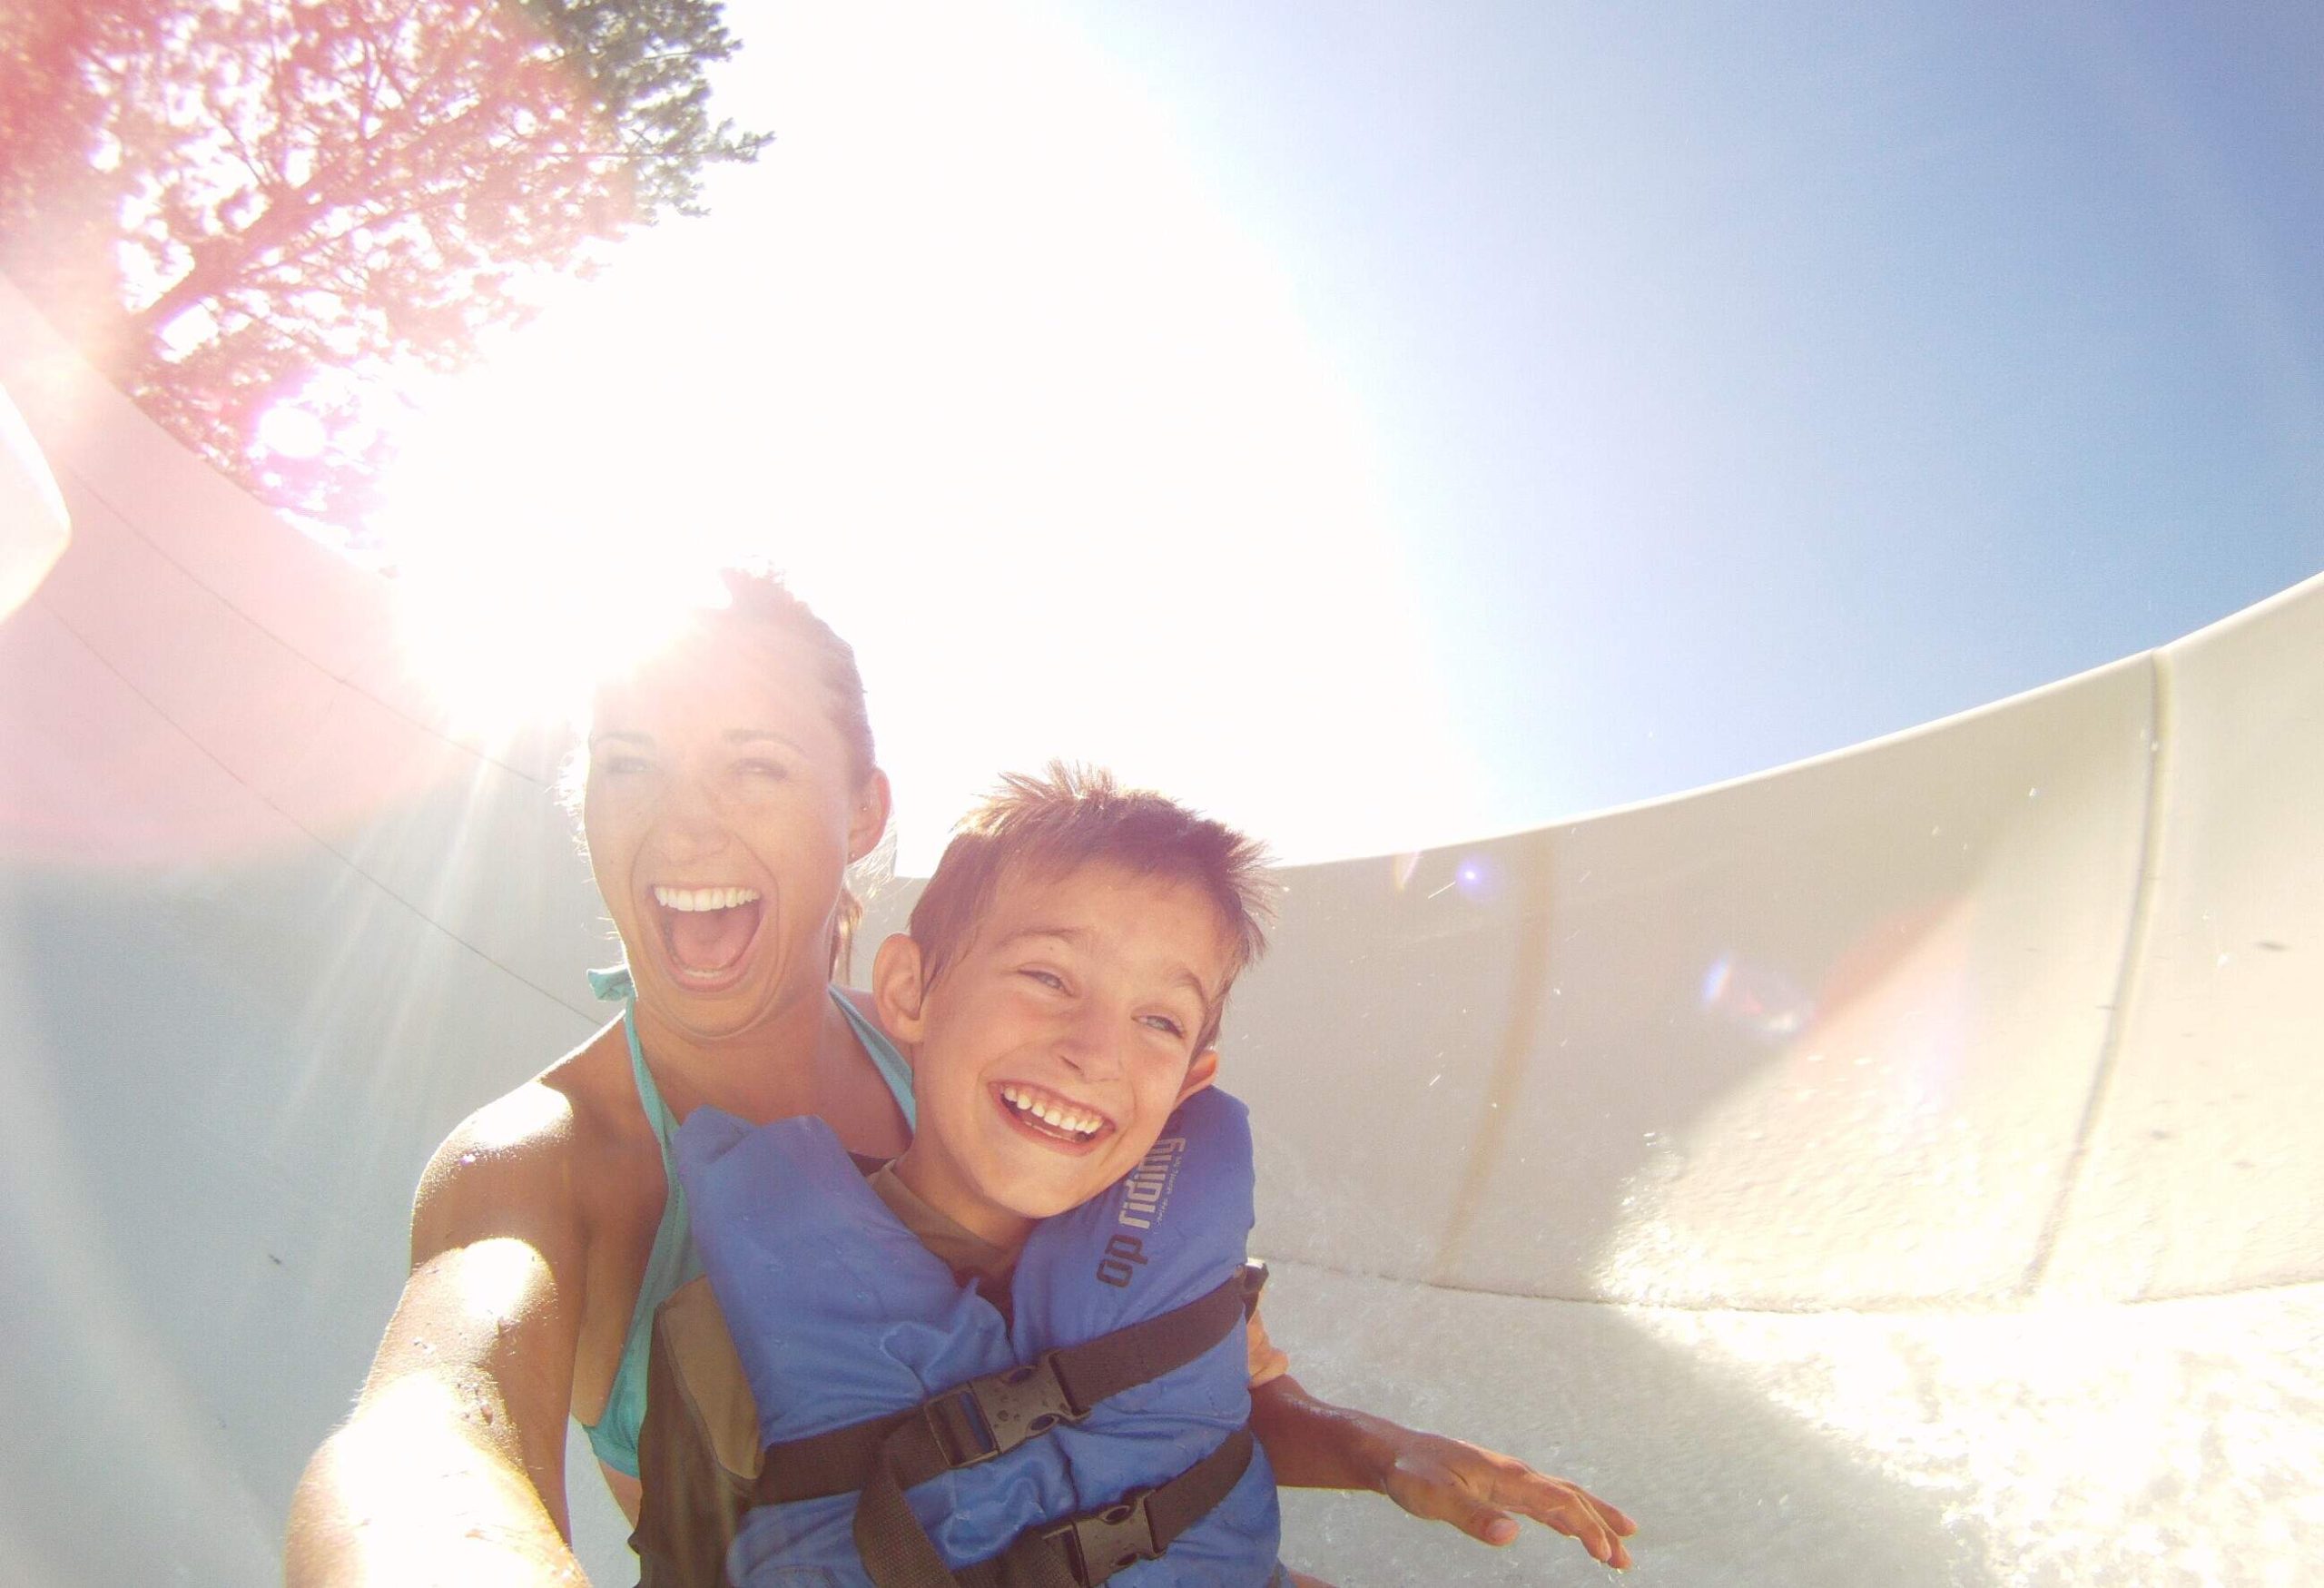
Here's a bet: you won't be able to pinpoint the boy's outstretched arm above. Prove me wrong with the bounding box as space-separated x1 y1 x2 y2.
1248 1373 1637 1571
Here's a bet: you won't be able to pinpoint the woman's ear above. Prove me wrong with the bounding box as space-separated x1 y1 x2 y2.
848 769 893 863
871 932 930 1046
1176 1048 1221 1103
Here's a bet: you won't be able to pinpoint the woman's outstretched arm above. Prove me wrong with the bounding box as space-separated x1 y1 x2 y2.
285 1098 595 1586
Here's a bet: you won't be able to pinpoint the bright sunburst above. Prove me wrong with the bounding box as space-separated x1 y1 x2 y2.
378 0 1486 869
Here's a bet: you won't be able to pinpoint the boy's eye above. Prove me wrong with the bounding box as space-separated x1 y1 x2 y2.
599 755 654 776
1140 1013 1187 1041
735 759 787 779
1021 969 1067 991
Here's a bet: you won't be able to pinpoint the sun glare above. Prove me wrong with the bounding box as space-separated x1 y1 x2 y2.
378 1 1490 868
1640 1287 2324 1584
254 402 327 461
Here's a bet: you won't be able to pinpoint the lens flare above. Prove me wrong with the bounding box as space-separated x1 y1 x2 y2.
1700 952 1813 1042
0 383 68 622
1452 853 1505 902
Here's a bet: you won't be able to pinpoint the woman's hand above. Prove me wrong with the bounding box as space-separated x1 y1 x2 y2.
1377 1425 1635 1568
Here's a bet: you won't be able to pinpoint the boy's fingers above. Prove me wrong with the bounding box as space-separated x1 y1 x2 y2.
1450 1496 1520 1546
1385 1433 1637 1567
1582 1482 1639 1533
1494 1463 1622 1524
1496 1473 1632 1566
1587 1507 1635 1569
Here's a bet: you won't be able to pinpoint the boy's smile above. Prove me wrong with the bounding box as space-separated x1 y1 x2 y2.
996 1080 1113 1145
876 861 1231 1250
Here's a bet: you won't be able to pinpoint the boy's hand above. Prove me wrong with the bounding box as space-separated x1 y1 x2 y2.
1378 1427 1636 1569
1248 1375 1635 1569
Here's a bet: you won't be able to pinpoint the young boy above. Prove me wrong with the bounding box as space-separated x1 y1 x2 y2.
674 764 1284 1586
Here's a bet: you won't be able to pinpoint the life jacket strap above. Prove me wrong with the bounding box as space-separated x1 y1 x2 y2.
856 1425 1259 1588
754 1266 1259 1507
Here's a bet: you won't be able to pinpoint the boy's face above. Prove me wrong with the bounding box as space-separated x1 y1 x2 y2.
878 860 1231 1250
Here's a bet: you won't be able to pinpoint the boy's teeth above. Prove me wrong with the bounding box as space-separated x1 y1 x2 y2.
1000 1084 1102 1137
654 885 761 912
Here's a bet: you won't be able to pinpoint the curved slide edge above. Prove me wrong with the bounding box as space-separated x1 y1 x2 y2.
2039 577 2324 1300
1195 572 2322 1310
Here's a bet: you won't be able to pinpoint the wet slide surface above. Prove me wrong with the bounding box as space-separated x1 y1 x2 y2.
3 278 2318 1584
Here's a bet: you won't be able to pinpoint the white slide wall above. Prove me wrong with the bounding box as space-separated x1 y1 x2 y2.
2 275 2317 1584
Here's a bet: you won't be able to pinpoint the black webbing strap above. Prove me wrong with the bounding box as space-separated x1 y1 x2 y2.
855 1425 1258 1588
754 1270 1248 1507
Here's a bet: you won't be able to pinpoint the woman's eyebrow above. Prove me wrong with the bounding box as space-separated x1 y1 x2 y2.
723 729 804 748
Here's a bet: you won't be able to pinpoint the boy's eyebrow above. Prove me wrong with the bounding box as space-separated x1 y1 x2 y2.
1001 927 1217 1005
999 926 1085 953
589 730 651 748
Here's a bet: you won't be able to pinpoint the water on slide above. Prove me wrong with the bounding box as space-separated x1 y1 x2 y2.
2 277 2318 1584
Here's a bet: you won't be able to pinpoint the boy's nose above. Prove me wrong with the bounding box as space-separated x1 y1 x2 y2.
1056 1004 1127 1081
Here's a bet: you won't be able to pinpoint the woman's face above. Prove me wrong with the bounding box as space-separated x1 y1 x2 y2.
583 624 888 1044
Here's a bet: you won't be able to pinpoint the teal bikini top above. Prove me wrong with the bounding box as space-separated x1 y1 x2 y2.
577 966 917 1478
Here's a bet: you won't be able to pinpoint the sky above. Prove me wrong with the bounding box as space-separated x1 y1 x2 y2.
377 1 2324 873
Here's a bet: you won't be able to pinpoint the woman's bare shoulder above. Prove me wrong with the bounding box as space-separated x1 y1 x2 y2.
412 1021 649 1258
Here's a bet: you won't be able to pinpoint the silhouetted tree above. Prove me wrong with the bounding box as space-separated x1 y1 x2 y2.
0 0 766 525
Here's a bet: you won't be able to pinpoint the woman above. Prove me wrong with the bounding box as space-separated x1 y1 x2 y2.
283 572 1635 1583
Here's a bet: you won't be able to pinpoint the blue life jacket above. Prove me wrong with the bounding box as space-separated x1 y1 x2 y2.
675 1087 1282 1587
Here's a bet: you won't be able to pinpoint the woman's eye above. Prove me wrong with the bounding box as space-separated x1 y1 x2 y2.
600 755 653 776
736 759 787 779
1021 969 1066 991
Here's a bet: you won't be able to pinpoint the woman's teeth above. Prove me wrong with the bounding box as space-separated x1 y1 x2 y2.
654 885 761 912
649 884 766 980
1000 1083 1106 1140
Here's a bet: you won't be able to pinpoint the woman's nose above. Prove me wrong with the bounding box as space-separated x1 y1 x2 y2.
655 777 728 854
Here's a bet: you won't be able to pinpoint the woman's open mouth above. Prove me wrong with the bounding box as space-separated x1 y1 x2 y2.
996 1081 1115 1150
650 884 766 988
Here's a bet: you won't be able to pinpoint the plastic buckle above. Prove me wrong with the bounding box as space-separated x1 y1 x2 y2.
1050 1488 1160 1587
969 1351 1084 1457
927 1352 1082 1467
921 1387 996 1468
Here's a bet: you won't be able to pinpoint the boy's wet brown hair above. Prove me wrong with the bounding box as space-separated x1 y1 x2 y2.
909 763 1275 1052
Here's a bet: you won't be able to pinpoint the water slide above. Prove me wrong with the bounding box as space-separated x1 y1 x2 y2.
2 273 2316 1585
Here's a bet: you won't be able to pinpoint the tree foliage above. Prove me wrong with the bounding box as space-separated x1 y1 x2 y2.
0 0 766 525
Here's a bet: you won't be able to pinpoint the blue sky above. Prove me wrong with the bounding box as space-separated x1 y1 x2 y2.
1054 3 2324 804
384 2 2323 867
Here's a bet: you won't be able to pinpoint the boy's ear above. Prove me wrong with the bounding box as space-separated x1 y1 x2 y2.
1176 1047 1221 1103
871 932 930 1046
